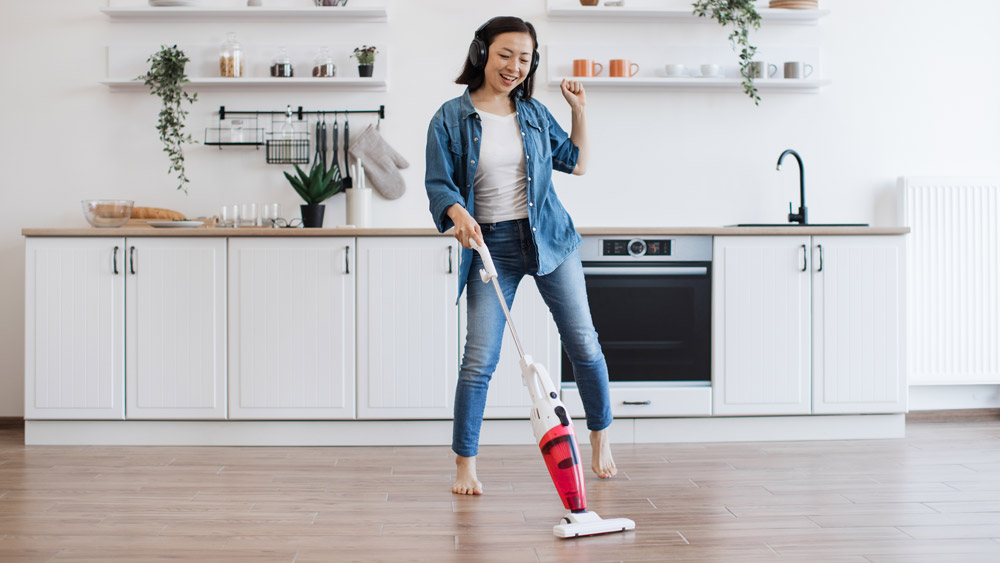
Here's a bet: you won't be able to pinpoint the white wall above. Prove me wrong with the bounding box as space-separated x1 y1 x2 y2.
3 0 999 416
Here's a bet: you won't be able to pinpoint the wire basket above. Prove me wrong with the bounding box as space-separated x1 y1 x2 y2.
266 133 310 164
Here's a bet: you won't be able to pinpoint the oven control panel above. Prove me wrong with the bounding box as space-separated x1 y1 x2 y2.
603 239 672 257
581 236 713 262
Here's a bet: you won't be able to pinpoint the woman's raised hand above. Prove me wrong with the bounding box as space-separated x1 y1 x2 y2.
560 79 586 111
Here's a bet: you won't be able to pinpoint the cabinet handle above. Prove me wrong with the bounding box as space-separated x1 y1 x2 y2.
800 244 807 272
447 246 453 274
112 246 119 275
622 400 652 406
817 244 824 272
344 245 350 274
129 246 136 275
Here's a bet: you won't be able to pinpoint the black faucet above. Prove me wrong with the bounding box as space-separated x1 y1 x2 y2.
777 149 808 225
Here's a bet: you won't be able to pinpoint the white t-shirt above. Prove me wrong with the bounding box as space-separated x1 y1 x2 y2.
472 108 529 223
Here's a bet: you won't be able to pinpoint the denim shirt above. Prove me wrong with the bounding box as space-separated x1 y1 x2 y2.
425 88 583 299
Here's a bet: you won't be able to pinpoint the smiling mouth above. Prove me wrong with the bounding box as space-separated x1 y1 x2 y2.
500 73 519 84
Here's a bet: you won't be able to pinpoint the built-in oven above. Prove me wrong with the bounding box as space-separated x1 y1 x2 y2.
560 235 713 417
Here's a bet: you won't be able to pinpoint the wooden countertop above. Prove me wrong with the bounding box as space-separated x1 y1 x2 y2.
22 226 910 237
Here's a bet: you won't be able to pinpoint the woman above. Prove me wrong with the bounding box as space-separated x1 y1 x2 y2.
425 16 616 496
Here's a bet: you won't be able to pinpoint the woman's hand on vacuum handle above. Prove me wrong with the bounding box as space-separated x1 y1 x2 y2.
447 203 482 249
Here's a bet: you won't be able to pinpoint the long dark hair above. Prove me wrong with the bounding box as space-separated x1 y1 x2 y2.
455 16 538 102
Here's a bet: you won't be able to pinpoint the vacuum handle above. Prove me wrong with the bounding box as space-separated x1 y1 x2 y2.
469 239 498 282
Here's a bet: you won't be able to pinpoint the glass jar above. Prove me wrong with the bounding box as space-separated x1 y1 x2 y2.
312 47 336 78
270 47 294 78
219 32 244 78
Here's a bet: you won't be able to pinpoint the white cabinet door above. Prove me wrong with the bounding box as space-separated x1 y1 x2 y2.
480 276 560 419
812 236 906 414
25 238 125 420
713 236 812 415
356 237 458 419
125 238 227 419
228 238 356 419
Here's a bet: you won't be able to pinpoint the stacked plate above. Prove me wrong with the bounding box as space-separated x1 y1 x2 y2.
769 0 819 8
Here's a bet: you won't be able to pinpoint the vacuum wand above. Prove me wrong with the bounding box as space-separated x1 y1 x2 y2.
468 240 636 539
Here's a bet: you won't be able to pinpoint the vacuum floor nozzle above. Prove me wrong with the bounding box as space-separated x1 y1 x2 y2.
553 511 637 538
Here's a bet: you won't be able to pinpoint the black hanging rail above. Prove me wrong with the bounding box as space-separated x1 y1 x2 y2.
218 105 385 120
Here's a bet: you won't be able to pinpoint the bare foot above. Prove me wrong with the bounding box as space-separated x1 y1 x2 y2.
590 429 617 479
452 455 483 495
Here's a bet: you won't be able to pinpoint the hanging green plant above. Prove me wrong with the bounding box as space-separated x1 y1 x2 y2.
138 45 198 193
692 0 763 105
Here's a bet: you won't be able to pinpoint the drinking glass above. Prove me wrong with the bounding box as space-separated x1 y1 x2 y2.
220 205 238 228
239 203 258 227
261 203 281 227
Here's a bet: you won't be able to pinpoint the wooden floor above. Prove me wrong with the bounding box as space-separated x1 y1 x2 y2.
1 417 999 563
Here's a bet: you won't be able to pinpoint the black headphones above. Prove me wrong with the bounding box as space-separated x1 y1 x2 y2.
468 17 540 78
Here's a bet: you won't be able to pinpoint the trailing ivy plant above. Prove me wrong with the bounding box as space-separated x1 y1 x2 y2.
692 0 763 105
138 45 198 193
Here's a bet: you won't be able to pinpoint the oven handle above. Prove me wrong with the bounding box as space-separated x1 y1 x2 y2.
582 266 708 276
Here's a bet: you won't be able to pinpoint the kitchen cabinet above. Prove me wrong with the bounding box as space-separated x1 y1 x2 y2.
811 236 906 414
228 238 356 419
24 237 226 420
125 238 227 419
356 237 459 419
712 235 906 416
25 238 125 420
713 236 812 415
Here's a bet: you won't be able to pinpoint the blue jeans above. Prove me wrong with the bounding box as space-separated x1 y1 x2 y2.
453 219 613 457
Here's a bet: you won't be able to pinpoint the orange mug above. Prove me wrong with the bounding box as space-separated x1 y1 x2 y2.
609 59 640 78
572 59 603 77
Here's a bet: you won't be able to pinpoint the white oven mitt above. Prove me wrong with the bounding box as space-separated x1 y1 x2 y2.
347 124 409 200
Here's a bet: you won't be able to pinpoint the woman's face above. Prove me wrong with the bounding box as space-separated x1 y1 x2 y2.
482 31 534 95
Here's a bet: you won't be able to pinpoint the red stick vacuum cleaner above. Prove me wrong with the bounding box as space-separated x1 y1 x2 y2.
470 240 636 538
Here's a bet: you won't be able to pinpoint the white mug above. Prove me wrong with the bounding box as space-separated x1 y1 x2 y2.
664 63 686 77
700 63 720 78
783 61 814 79
750 61 778 79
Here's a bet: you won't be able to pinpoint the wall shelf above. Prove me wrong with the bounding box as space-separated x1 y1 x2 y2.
546 0 828 24
101 6 388 22
102 77 387 91
548 76 829 91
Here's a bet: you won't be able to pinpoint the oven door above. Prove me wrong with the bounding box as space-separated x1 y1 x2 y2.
561 263 711 385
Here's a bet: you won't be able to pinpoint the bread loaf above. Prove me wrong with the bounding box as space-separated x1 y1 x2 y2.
131 207 186 220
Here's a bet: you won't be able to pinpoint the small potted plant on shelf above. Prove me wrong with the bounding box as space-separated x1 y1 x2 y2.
692 0 762 105
138 45 198 193
283 162 343 228
353 45 378 77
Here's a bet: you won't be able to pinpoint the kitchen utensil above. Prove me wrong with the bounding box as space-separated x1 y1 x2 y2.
331 117 342 182
343 117 352 189
664 63 686 77
700 64 721 78
750 61 778 79
81 199 134 228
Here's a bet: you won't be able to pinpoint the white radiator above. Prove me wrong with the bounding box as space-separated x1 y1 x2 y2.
901 177 1000 385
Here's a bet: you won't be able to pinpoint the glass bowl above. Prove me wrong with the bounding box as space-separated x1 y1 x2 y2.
81 199 134 228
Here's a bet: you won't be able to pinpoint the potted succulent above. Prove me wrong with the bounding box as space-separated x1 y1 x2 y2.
138 45 198 193
692 0 762 105
353 45 378 77
283 162 344 227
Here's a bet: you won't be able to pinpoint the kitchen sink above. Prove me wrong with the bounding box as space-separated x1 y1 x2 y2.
731 223 870 227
